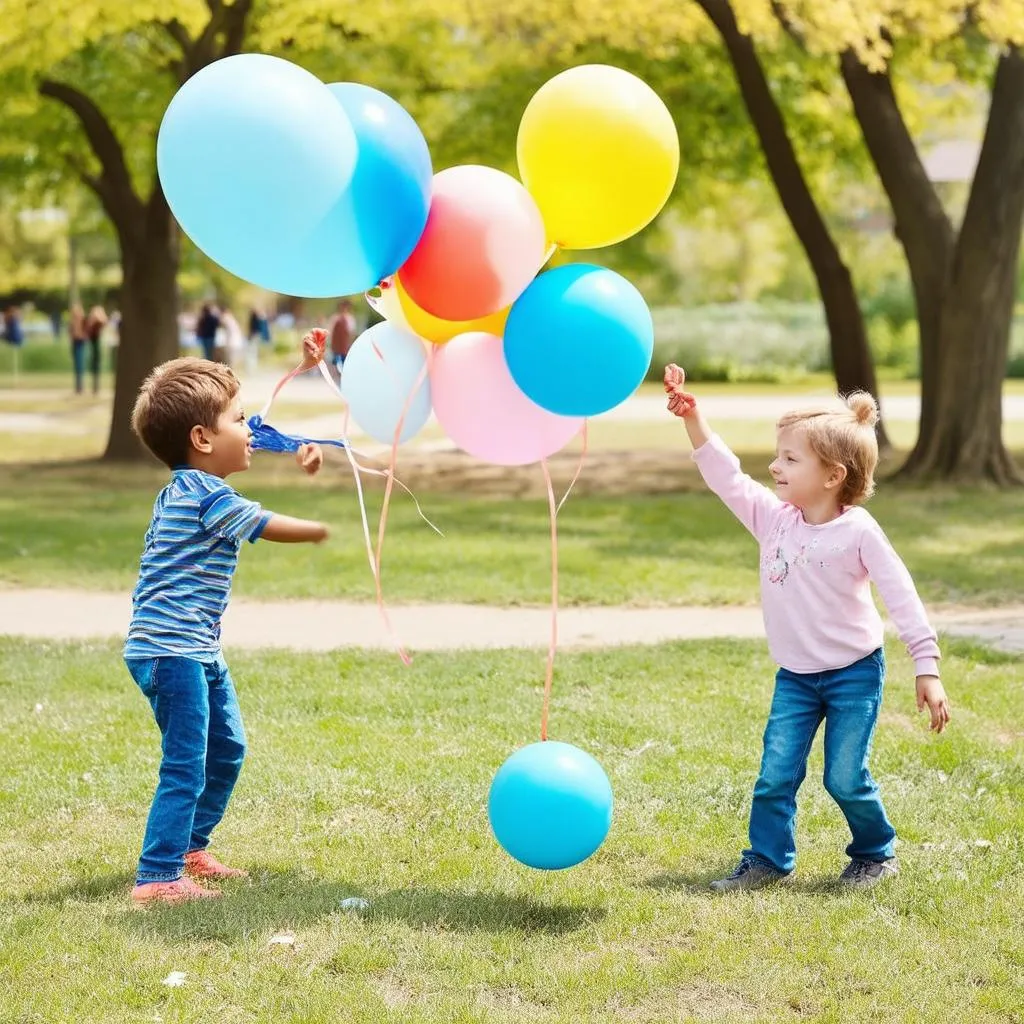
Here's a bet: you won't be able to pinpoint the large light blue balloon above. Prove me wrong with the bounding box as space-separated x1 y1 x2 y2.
157 54 357 289
503 264 654 417
341 322 432 444
256 83 432 298
488 741 613 870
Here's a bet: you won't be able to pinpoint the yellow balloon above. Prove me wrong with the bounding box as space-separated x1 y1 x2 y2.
394 273 509 344
517 65 679 250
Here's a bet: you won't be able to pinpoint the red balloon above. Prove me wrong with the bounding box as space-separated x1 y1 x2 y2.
399 165 546 322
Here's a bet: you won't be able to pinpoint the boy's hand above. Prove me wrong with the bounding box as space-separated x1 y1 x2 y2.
299 328 327 371
664 363 698 419
916 675 950 733
296 443 323 476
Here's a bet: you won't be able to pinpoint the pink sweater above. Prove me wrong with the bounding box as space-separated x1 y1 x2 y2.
693 434 940 677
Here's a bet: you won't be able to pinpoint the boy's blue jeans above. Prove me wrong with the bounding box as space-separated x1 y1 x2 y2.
745 648 896 874
125 655 246 884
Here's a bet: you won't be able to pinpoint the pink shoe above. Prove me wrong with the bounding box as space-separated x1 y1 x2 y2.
131 877 221 905
184 849 249 880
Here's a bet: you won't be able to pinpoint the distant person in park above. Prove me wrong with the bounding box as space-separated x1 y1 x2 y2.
2 305 24 347
195 302 221 362
665 363 950 892
218 307 246 369
246 307 271 374
69 303 88 394
82 304 107 394
124 336 328 905
326 298 358 384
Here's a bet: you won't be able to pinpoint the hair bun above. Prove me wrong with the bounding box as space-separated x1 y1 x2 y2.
847 391 878 428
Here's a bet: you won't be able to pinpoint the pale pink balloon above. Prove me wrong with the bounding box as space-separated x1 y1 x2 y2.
431 332 583 466
400 165 547 322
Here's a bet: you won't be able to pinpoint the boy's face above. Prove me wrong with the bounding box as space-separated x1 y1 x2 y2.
207 395 252 477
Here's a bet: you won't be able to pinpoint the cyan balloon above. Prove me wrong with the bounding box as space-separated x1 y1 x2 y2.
341 322 432 444
503 264 654 417
254 83 434 297
157 54 358 289
488 741 613 870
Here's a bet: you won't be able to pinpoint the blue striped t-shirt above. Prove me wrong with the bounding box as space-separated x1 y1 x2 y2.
124 468 273 660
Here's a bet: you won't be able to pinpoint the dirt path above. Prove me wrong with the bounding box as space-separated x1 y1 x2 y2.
1 588 1021 654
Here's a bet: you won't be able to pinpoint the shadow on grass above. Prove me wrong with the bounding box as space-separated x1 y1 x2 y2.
28 867 605 940
645 869 845 898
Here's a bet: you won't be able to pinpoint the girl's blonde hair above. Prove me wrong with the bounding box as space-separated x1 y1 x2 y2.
777 391 879 505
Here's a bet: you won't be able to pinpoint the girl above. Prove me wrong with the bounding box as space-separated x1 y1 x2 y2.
665 364 950 890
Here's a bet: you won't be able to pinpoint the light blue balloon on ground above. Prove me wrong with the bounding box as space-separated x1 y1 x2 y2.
255 83 433 297
503 264 654 417
157 54 358 289
341 322 432 444
488 741 613 870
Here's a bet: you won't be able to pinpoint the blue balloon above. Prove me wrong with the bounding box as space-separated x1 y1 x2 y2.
340 322 432 444
488 741 613 870
278 82 431 296
157 55 358 290
503 264 654 417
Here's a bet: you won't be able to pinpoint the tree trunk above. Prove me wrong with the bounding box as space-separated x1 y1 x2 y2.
103 190 180 461
696 0 890 449
40 1 254 461
899 50 1024 484
839 53 955 462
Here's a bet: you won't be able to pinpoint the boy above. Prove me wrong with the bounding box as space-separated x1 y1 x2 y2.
125 347 328 904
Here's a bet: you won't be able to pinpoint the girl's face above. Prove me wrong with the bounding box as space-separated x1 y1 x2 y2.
769 426 843 510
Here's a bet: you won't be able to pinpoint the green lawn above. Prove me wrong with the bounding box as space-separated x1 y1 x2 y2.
1 636 1020 1023
1 457 1022 608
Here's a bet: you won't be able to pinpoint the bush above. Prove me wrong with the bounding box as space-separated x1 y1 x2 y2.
646 302 828 382
867 316 918 377
0 338 74 374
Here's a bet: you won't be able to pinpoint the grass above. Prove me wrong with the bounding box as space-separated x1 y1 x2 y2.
1 453 1023 608
1 636 1021 1023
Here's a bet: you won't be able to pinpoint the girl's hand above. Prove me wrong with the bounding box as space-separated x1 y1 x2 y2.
296 443 324 476
916 675 951 733
664 363 698 419
299 329 327 371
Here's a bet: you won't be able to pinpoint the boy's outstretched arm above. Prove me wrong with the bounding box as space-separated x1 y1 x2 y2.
664 364 712 449
261 514 329 544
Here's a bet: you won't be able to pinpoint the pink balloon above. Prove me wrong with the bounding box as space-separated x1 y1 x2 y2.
432 332 583 466
400 165 547 322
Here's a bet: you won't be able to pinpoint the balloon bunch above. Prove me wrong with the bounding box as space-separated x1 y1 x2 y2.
158 58 679 871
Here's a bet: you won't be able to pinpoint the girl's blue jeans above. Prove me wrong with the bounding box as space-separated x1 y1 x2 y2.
745 648 897 873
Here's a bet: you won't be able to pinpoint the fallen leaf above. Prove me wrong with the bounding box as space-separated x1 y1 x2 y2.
162 971 186 988
974 839 993 849
269 932 296 946
339 897 370 912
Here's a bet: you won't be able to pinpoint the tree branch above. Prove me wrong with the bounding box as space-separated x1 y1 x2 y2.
222 0 253 57
838 51 953 257
39 78 144 235
163 18 192 54
952 48 1024 301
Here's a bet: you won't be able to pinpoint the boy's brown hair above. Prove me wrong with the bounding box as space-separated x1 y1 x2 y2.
131 358 239 468
776 391 879 506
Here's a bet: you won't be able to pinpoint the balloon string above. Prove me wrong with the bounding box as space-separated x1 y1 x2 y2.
538 423 588 743
258 362 305 422
558 419 588 515
540 457 559 743
315 357 414 664
371 346 433 667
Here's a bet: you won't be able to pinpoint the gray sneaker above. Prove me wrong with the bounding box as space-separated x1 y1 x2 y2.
838 857 899 889
710 856 793 892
